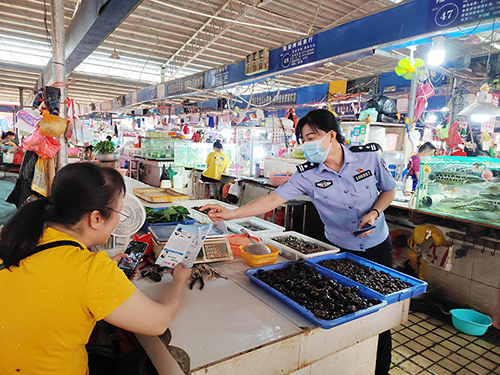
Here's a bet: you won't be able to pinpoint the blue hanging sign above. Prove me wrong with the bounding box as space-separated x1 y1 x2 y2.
167 73 204 96
279 35 317 71
204 66 230 89
427 0 500 32
249 89 298 107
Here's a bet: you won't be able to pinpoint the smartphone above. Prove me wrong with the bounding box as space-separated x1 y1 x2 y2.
118 241 148 278
352 224 376 237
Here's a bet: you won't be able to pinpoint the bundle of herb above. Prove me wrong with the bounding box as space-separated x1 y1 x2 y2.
93 140 115 154
145 206 191 223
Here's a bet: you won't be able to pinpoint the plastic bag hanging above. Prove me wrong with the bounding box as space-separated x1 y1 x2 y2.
38 109 69 137
31 158 56 197
23 128 61 159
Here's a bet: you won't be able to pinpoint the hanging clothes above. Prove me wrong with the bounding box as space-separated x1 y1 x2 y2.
414 81 434 123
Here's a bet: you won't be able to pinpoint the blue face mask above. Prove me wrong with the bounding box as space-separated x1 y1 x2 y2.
302 133 332 164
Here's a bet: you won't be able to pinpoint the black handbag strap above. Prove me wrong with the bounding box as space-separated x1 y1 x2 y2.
0 240 84 270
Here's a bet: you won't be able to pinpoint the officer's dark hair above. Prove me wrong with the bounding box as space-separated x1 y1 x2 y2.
418 142 436 153
296 109 345 144
0 163 126 269
213 140 223 149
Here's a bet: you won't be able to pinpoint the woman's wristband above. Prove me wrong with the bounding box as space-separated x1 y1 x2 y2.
369 208 380 219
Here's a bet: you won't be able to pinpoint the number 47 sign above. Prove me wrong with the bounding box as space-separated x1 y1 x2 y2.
427 0 497 32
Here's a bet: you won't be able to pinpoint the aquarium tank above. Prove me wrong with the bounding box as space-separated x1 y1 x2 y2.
415 156 500 227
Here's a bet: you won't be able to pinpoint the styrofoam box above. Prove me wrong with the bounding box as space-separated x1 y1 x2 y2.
306 253 428 304
226 217 285 237
261 231 339 259
180 199 238 224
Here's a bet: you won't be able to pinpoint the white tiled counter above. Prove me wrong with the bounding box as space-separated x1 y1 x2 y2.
133 257 410 375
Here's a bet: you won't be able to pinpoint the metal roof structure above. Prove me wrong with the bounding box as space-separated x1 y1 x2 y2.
0 0 498 108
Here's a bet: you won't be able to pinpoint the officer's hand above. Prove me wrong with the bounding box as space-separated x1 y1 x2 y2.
356 211 377 238
199 204 236 222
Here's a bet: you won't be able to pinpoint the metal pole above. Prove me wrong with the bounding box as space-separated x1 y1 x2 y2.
50 0 68 170
19 87 23 109
407 73 418 128
450 77 462 124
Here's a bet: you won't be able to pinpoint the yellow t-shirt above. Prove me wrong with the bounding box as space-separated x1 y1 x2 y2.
202 151 230 180
0 227 135 375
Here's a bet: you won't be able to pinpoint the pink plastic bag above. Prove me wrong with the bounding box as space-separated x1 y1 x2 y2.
23 128 60 159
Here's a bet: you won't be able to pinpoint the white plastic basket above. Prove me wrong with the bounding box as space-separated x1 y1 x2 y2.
226 217 285 237
261 231 339 260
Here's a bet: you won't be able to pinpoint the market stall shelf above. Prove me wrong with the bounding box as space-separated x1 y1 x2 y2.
133 187 189 203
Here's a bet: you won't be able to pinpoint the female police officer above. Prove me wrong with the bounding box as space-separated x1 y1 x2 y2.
201 109 396 375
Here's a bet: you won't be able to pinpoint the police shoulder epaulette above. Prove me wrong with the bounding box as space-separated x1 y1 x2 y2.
350 144 379 153
296 161 318 173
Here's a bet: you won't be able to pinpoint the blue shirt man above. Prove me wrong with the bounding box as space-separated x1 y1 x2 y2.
276 143 396 252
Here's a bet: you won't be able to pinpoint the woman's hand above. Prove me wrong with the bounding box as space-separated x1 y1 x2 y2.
111 253 128 262
170 264 192 285
199 204 237 221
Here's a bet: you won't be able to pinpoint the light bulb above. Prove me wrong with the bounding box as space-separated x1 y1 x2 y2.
427 113 437 123
471 114 492 122
428 37 445 66
428 49 445 66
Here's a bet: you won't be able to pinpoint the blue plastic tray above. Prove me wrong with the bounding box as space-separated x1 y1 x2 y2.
305 253 427 305
245 261 387 329
143 216 196 232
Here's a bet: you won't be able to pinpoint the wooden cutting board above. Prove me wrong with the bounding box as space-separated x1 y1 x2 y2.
133 188 189 203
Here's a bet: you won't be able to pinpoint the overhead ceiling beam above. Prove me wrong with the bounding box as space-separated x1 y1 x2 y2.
162 0 276 80
37 0 144 88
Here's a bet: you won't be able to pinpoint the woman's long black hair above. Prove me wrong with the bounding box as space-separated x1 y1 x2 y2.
0 163 126 269
295 109 345 144
1 131 15 140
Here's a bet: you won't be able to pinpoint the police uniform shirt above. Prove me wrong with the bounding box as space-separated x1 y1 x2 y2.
275 144 396 251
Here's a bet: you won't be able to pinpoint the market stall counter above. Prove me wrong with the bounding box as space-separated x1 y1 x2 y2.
122 177 410 375
133 258 409 375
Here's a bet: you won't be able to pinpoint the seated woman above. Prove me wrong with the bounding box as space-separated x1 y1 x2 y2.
1 131 16 147
0 163 191 374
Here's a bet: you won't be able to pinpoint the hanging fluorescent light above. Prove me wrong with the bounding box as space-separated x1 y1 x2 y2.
428 36 446 66
457 83 500 122
109 32 120 59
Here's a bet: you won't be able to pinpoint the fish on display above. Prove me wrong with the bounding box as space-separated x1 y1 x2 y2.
485 184 500 194
428 172 484 185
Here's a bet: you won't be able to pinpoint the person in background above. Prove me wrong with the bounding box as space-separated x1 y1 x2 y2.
200 109 397 375
407 141 437 191
0 163 191 374
106 135 112 142
84 145 96 160
201 140 230 183
1 131 16 146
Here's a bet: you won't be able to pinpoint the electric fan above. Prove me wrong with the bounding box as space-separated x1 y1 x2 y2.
112 193 146 237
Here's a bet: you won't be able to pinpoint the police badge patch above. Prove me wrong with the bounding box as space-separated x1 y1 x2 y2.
315 180 333 188
354 170 373 182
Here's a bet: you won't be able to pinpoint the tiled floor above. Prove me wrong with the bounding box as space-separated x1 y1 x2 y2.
390 312 500 375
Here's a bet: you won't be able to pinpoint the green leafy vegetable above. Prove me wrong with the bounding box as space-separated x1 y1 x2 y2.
93 140 115 154
145 206 191 223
